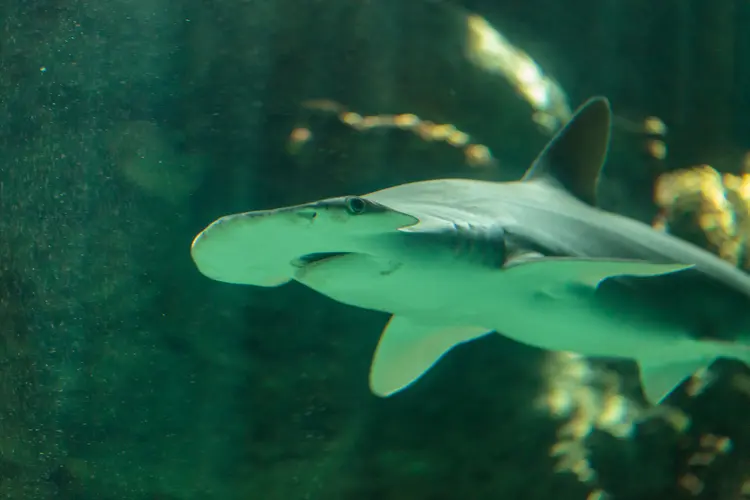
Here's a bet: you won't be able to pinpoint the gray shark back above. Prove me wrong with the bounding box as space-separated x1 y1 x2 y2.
366 173 750 303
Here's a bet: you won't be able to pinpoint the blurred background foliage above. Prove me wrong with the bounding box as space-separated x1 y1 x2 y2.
0 0 749 498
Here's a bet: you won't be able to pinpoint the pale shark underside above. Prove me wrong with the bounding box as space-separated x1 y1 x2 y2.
191 96 750 405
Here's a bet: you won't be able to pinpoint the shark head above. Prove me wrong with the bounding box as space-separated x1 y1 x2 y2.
192 96 615 302
190 196 418 287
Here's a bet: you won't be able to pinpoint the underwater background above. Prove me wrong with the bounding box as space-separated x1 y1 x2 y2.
1 0 749 498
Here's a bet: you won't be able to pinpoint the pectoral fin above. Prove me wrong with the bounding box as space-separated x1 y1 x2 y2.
369 316 492 397
504 257 694 290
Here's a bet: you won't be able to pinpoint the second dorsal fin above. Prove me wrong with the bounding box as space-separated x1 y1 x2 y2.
521 96 612 207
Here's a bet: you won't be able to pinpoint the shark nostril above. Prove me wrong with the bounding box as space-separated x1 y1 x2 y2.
297 210 318 221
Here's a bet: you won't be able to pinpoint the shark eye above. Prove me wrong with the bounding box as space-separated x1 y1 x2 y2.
345 196 367 215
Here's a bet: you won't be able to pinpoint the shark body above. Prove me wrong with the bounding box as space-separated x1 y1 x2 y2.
191 97 750 404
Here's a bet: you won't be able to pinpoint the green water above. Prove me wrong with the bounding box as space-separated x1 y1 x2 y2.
0 0 748 498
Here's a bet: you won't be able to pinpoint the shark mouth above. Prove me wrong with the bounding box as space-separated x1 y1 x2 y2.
292 252 352 268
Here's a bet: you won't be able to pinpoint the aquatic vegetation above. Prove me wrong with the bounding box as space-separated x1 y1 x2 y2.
288 99 498 169
654 160 750 270
464 13 572 133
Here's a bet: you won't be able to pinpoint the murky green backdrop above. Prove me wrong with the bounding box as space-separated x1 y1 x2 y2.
1 0 749 498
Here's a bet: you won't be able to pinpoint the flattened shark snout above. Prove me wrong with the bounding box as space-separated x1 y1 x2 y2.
191 209 312 287
191 199 417 288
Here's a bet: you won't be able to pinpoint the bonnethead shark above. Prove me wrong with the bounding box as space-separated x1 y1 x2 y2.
191 96 750 405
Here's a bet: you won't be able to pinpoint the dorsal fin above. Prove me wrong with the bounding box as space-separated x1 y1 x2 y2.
521 96 612 206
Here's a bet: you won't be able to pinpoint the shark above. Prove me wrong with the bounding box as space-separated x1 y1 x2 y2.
190 96 750 405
